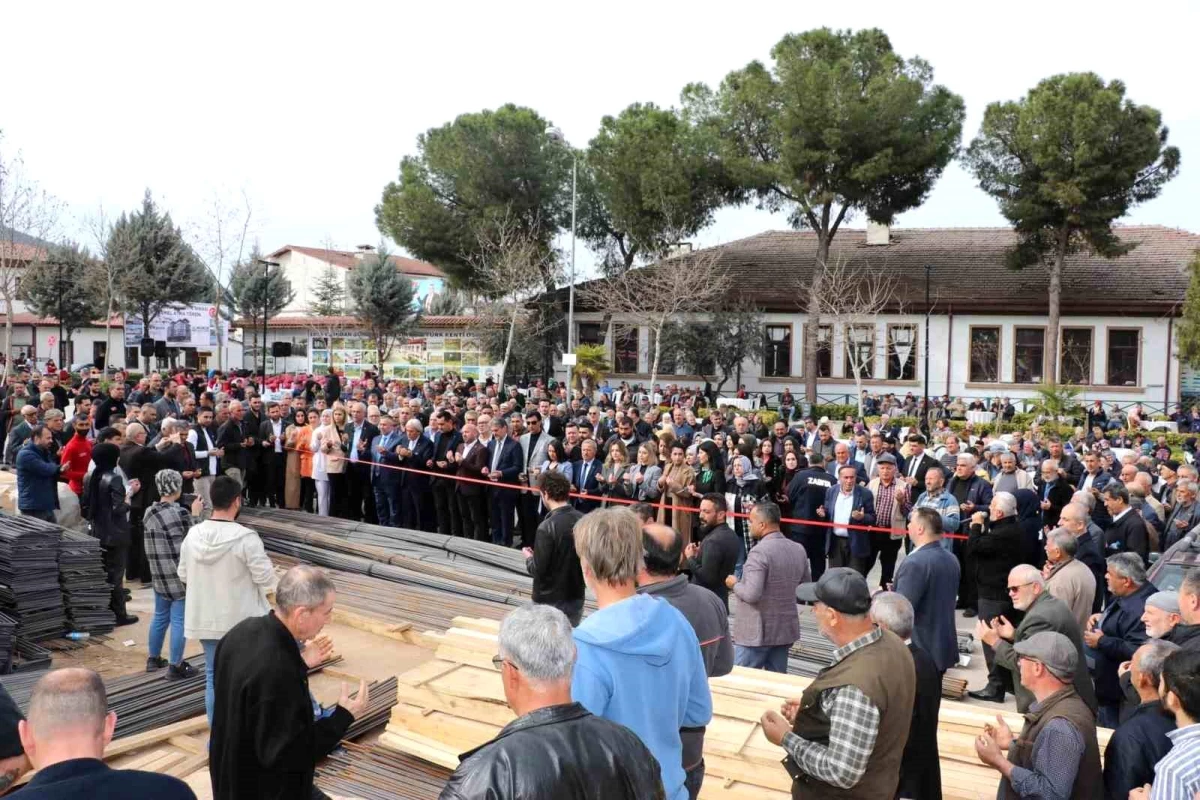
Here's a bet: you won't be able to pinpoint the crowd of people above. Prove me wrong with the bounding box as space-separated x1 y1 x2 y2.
3 363 1200 798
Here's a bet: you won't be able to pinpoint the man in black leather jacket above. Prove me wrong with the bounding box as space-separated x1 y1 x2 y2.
439 604 665 800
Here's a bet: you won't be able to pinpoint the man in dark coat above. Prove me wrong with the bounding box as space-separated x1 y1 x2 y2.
1103 639 1178 800
210 566 368 800
454 422 490 542
571 438 604 514
440 604 665 800
786 455 833 580
894 507 961 673
485 417 522 546
1101 483 1150 564
946 455 993 614
1035 460 1076 530
429 411 464 538
870 592 941 800
684 494 742 611
342 402 379 523
395 417 434 531
523 472 585 625
1084 553 1156 727
966 491 1026 702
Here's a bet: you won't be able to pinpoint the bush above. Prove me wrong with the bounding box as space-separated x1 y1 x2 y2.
811 403 859 421
756 410 780 427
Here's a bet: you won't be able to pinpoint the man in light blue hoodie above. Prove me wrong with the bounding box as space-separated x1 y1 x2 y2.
571 507 713 800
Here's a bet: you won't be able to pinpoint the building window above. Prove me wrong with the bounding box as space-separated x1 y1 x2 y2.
1106 329 1140 386
613 325 639 374
1014 327 1045 384
844 325 875 379
809 324 832 378
1060 328 1092 385
764 325 791 377
969 326 1000 383
887 325 917 381
577 322 604 347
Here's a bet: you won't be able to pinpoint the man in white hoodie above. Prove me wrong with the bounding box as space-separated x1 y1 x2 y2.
177 475 277 725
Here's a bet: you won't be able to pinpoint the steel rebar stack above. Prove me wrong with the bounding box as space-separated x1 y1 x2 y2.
317 740 450 800
0 514 66 643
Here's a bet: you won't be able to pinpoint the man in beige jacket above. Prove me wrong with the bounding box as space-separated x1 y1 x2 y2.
1041 526 1097 631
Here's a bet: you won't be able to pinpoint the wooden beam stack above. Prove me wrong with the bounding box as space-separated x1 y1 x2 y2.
382 617 1112 800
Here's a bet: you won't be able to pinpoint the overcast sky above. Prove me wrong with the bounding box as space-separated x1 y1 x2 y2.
5 1 1197 280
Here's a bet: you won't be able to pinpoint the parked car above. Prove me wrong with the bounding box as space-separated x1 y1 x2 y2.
1148 532 1200 591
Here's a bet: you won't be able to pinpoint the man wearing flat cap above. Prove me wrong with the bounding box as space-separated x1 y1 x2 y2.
975 631 1103 799
759 568 915 798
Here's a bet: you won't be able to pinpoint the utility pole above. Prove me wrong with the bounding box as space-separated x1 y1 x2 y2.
256 259 280 381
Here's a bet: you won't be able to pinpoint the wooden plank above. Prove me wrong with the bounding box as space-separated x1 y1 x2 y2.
104 716 209 759
167 735 207 756
164 752 210 779
331 607 415 641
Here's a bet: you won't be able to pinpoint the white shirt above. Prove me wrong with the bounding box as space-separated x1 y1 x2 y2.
461 440 476 460
833 490 855 538
187 427 218 476
350 423 364 463
491 436 506 471
1082 472 1096 491
1111 506 1132 523
271 420 284 453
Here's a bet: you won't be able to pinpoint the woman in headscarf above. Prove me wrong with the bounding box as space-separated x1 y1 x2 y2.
728 455 761 575
142 469 203 679
1014 487 1044 568
283 407 309 510
82 442 139 626
773 450 803 537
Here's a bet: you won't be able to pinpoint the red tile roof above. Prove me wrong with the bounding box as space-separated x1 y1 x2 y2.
0 242 46 262
266 245 445 278
9 314 123 326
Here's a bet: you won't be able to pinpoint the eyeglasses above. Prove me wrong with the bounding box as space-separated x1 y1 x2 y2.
1007 582 1033 594
491 654 517 672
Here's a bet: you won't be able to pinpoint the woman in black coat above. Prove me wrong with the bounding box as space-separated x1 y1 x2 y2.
83 442 138 624
692 440 725 497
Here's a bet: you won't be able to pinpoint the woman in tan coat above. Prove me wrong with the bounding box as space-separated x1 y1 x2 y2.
657 442 696 546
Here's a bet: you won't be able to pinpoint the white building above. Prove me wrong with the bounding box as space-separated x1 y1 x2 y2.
559 225 1200 409
262 244 446 316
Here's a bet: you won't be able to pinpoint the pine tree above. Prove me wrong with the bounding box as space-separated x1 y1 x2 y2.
228 245 296 360
20 242 103 366
309 265 345 316
348 244 419 370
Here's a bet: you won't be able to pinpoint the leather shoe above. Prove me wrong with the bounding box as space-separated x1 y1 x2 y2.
968 688 1006 703
115 615 140 627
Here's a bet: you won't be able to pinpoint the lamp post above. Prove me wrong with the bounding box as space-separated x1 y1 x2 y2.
256 259 280 382
923 263 932 435
549 128 577 401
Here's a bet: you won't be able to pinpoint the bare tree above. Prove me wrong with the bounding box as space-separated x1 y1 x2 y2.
582 247 732 393
0 133 60 378
82 204 122 371
191 190 255 371
469 213 558 391
804 258 911 417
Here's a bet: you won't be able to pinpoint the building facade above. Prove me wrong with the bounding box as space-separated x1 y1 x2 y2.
559 225 1200 408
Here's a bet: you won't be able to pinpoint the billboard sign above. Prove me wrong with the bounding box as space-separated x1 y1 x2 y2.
125 303 227 348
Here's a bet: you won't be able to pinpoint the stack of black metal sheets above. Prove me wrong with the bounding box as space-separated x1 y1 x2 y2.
58 530 116 634
0 612 16 674
0 515 65 642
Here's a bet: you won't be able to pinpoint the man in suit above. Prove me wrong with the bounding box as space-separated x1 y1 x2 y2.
946 453 994 615
571 438 604 514
900 433 942 492
369 414 403 527
242 394 266 506
975 564 1098 714
1077 450 1114 528
871 592 942 800
894 506 961 674
395 418 434 531
215 400 253 487
485 417 522 546
1035 458 1076 532
455 422 490 542
1101 483 1150 565
518 410 552 547
429 410 464 538
343 402 380 523
1048 437 1084 486
258 401 288 509
818 463 877 574
1163 479 1200 550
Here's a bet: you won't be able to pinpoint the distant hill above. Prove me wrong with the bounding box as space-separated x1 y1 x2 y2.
0 225 54 249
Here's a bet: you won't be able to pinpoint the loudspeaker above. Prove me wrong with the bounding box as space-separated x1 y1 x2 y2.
154 340 167 358
271 341 292 358
140 337 155 357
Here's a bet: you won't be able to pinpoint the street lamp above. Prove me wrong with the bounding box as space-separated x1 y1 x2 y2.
256 259 281 382
923 263 932 435
548 128 577 401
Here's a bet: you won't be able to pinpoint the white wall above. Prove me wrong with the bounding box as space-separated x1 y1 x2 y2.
276 250 350 315
560 311 1181 406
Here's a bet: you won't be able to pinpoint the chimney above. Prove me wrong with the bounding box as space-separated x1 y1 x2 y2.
354 244 375 262
866 221 890 246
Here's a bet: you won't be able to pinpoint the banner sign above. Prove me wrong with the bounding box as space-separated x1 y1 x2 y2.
124 303 227 348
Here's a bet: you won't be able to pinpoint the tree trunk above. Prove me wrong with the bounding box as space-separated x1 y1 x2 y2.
1045 225 1068 385
648 323 661 403
804 235 830 404
498 308 519 391
2 303 12 382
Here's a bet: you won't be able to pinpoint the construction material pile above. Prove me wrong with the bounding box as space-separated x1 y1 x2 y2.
0 515 65 643
58 530 116 634
318 740 451 800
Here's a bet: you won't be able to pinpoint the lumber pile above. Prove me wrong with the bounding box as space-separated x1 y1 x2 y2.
383 617 1113 800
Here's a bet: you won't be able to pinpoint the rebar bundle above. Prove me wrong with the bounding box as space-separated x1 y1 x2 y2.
58 530 116 634
317 740 450 800
0 514 66 643
340 676 398 742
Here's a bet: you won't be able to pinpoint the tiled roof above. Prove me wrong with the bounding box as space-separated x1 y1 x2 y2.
266 245 445 278
0 242 46 262
243 314 488 330
568 225 1199 315
9 314 123 326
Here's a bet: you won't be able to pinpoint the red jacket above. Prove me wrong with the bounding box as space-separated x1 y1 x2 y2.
59 434 93 495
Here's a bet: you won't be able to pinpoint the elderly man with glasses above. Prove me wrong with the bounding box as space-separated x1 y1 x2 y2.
975 564 1098 714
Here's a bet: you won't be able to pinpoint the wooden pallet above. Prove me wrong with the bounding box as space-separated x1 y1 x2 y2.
387 617 1112 800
